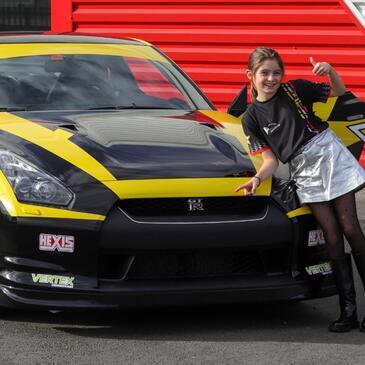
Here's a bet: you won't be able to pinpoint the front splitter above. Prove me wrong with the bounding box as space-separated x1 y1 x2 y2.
0 275 337 310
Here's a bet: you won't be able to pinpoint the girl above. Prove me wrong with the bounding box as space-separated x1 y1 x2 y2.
236 47 365 332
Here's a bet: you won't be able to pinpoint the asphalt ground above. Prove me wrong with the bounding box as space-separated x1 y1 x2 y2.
0 191 364 365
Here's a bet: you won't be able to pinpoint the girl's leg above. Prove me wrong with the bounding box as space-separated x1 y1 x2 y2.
307 201 345 259
332 192 365 253
308 201 358 332
332 191 365 332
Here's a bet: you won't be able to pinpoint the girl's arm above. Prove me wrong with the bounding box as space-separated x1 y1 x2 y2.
235 149 279 196
310 57 346 97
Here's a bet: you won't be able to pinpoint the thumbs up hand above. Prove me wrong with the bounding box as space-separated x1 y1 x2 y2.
310 57 332 76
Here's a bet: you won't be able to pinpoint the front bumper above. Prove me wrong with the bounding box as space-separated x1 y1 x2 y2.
0 198 335 310
0 274 336 310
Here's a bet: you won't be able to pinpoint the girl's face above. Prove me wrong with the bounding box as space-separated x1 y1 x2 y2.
247 59 283 101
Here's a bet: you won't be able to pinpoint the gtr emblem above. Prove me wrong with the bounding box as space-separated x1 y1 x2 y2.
188 198 204 211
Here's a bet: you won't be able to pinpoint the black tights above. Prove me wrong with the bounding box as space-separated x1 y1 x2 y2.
308 192 365 259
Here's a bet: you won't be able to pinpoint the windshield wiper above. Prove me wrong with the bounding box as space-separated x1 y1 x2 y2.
86 104 177 111
86 105 130 110
0 106 29 112
125 106 177 110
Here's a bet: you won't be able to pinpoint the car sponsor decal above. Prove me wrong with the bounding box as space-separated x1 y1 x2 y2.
305 262 332 276
31 273 74 288
308 229 325 247
39 234 75 253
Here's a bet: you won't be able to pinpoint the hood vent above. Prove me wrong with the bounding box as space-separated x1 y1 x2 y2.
59 124 79 132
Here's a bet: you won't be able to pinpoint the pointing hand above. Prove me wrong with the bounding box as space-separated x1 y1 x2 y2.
235 177 260 196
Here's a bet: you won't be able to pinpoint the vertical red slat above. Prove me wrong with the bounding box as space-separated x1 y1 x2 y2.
51 0 73 33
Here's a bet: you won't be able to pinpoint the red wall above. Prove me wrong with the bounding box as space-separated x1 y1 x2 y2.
51 0 365 165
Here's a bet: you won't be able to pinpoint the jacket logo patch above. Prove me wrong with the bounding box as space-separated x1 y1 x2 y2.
263 122 281 136
39 234 75 253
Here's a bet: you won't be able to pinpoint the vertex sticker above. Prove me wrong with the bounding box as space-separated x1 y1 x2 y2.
308 229 325 247
305 262 332 276
31 273 74 288
39 234 74 253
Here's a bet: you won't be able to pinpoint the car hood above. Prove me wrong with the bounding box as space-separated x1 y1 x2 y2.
2 109 256 182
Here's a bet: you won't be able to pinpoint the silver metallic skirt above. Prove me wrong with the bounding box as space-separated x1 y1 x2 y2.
289 128 365 204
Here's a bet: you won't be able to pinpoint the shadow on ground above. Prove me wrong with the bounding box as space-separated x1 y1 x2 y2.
2 297 365 344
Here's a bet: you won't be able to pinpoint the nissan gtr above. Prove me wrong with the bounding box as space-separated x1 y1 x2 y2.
0 34 364 310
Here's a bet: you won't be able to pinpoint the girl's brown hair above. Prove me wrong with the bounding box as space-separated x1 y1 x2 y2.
247 47 284 99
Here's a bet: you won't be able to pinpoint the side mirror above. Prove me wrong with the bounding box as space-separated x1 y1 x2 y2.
227 84 247 117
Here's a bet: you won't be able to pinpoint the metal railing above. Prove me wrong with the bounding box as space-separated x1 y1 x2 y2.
343 0 365 27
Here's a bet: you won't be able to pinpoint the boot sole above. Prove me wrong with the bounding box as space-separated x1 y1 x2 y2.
328 321 359 333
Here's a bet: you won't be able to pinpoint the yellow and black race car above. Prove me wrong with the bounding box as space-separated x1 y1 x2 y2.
0 34 364 310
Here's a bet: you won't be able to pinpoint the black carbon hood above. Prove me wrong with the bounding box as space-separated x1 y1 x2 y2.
10 109 255 181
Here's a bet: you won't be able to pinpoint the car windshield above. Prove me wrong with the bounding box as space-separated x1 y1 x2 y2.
0 54 196 111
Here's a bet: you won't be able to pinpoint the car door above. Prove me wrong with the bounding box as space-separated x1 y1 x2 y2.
313 92 365 161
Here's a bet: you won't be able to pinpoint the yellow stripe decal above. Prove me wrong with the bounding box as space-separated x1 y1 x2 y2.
0 171 105 220
287 206 312 218
104 177 267 199
18 205 105 220
4 202 105 220
0 112 116 184
0 43 168 63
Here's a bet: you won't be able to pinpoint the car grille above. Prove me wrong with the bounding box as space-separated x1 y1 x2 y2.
119 196 268 217
98 247 290 281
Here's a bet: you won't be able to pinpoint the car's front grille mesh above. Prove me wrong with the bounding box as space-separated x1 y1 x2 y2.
119 197 268 217
98 248 290 281
127 251 263 280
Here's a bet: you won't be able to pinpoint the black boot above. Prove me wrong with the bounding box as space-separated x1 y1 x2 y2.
328 254 359 332
352 251 365 332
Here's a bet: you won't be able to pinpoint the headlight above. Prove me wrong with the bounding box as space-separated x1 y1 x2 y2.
0 150 73 206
